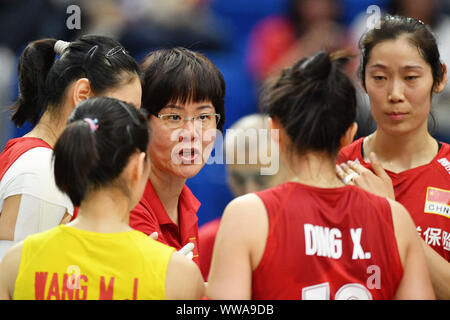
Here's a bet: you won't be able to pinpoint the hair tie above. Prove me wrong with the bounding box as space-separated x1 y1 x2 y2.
83 118 99 132
106 46 127 58
54 40 70 55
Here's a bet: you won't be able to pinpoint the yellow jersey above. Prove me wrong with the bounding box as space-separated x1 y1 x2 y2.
13 225 175 300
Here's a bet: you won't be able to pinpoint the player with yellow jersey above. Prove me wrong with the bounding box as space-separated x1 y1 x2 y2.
0 97 204 300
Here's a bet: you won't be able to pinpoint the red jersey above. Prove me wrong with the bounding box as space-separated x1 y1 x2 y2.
338 138 450 261
198 218 221 280
253 182 403 300
129 179 201 266
0 137 51 181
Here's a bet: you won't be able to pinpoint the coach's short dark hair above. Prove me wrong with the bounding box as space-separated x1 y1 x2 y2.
140 47 226 131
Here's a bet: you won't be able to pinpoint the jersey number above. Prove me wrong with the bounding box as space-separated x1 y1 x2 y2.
302 282 372 300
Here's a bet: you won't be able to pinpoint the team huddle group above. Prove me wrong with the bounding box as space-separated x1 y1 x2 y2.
0 15 449 300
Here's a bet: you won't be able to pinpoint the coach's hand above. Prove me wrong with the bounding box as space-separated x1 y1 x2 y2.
178 243 194 260
149 232 158 240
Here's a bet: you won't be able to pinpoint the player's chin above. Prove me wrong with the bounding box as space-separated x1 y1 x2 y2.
175 162 206 179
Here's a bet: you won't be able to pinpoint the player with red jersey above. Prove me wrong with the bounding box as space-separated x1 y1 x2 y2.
339 138 450 261
253 182 403 300
336 16 450 299
206 50 434 300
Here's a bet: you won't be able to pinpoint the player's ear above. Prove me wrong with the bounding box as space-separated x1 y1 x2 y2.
340 122 358 149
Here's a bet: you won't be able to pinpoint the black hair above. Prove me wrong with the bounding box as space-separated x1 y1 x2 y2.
10 35 141 127
359 15 445 90
53 97 149 207
140 47 226 131
262 50 356 157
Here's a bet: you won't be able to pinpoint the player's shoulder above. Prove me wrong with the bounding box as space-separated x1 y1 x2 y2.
133 230 174 254
433 141 450 177
220 193 269 235
436 142 450 163
225 193 266 216
386 198 416 235
6 147 53 180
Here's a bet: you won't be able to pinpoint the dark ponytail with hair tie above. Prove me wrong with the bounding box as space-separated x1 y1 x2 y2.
292 51 332 81
262 50 357 158
11 39 57 127
54 118 100 206
10 35 140 128
53 97 149 207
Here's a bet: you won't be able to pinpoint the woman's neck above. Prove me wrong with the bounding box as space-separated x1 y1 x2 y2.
364 127 439 173
149 167 186 225
67 188 133 233
24 110 66 148
288 152 345 188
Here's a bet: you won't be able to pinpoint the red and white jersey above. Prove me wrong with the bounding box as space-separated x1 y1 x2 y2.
338 138 450 261
0 137 74 215
253 182 403 300
0 137 51 180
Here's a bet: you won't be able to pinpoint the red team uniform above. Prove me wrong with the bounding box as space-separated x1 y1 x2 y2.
198 218 221 280
253 182 404 300
338 138 450 261
129 180 201 266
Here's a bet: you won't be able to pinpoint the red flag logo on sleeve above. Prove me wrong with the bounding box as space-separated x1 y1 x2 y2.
424 187 450 218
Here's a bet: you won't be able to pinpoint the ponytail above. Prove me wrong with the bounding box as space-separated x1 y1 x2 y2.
53 119 99 206
53 97 149 207
9 35 140 128
11 39 57 127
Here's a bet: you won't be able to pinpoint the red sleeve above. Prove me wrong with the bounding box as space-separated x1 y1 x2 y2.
129 202 160 236
337 137 364 164
337 147 352 164
70 207 79 221
198 218 221 281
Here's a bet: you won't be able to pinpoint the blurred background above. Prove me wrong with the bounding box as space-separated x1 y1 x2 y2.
1 0 449 227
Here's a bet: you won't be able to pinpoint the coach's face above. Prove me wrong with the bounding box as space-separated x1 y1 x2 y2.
147 99 218 180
